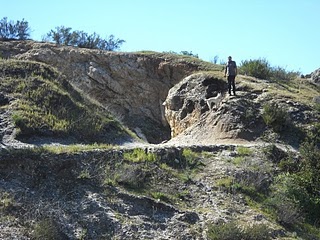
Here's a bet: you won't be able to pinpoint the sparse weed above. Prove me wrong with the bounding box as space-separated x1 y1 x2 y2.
150 191 172 203
113 163 149 190
0 192 14 211
32 218 66 240
233 156 246 165
216 176 234 192
77 169 91 180
42 143 115 154
182 148 205 169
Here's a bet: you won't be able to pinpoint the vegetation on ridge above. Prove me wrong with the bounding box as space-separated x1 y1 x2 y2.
44 26 125 51
239 58 301 80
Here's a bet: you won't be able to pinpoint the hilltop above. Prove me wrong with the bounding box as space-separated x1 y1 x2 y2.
0 41 320 239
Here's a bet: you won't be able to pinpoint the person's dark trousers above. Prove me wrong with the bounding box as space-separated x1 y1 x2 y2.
227 75 236 95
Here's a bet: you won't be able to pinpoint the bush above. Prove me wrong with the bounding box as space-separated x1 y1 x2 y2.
239 58 300 80
262 124 320 227
267 173 305 226
297 123 320 222
239 58 271 79
271 66 300 81
262 103 288 133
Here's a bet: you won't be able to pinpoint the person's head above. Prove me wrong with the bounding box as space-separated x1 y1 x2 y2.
228 56 232 61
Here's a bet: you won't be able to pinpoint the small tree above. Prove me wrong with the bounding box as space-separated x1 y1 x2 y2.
102 34 125 51
46 26 74 45
15 19 30 40
0 17 30 40
180 50 199 58
213 55 219 64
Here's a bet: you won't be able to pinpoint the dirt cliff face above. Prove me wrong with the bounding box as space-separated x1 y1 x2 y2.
0 41 208 143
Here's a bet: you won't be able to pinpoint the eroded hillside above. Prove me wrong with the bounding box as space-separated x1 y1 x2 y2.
0 40 221 143
1 41 320 239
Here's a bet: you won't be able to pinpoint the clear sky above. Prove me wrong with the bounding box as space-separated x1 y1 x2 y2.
1 0 319 74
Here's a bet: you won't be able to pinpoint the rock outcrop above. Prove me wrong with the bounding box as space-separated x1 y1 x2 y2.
164 73 227 137
0 41 212 143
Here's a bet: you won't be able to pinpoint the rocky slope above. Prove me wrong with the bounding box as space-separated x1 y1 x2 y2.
1 41 320 239
0 144 291 240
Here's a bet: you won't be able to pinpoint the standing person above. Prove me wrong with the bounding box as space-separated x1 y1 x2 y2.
224 56 237 95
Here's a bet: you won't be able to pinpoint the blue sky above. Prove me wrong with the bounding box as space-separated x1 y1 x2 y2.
1 0 319 74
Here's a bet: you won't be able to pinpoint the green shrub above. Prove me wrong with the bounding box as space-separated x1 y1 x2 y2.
216 176 235 193
263 124 320 227
233 169 271 200
262 103 288 133
45 26 125 51
243 224 273 240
